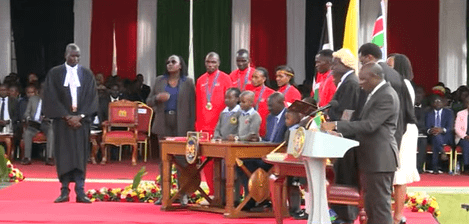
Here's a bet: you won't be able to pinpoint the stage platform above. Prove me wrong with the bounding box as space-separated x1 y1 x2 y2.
0 159 443 224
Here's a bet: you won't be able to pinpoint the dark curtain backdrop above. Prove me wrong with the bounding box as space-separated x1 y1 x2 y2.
305 0 349 85
192 0 232 78
156 0 231 79
250 0 287 83
11 0 74 86
156 0 190 77
90 0 138 81
388 0 439 94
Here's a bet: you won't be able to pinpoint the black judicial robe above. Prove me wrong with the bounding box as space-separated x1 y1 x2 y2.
43 64 98 178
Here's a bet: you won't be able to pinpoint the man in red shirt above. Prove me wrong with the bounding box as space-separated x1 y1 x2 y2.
195 52 232 197
314 49 336 107
250 67 275 137
229 49 254 91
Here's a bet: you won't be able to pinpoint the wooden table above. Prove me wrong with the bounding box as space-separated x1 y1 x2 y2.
263 156 307 224
160 140 280 218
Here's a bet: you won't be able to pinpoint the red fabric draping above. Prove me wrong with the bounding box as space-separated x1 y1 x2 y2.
388 0 439 94
250 0 287 81
90 0 137 80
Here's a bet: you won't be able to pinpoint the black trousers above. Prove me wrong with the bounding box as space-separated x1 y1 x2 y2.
59 169 86 197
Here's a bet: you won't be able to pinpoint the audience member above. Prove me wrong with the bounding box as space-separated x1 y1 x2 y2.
250 67 275 137
451 86 469 113
213 88 241 140
0 84 18 134
415 86 429 173
454 95 469 173
322 63 399 224
275 65 301 105
425 94 454 174
229 49 254 91
136 74 151 102
21 85 54 166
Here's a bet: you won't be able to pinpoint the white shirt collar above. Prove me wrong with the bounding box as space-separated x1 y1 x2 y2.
369 80 386 97
289 124 300 130
336 70 354 89
242 107 255 116
275 108 286 121
222 104 240 113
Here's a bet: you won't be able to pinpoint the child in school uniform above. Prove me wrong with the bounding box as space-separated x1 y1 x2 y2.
228 91 261 141
213 88 241 140
284 110 309 220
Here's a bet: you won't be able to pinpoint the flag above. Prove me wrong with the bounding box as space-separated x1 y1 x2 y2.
342 0 359 58
307 112 325 131
371 0 387 60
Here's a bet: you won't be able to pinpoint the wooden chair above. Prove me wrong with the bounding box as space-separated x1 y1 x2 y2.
454 145 464 173
19 131 47 159
132 102 153 162
425 145 453 173
100 99 139 166
327 184 367 224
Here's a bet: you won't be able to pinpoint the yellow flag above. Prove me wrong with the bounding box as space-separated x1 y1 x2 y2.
342 0 359 59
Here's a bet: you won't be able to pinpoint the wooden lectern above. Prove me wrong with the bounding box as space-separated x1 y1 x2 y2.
287 128 359 224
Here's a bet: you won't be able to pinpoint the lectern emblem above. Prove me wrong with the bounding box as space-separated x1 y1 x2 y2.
291 127 305 158
185 136 199 164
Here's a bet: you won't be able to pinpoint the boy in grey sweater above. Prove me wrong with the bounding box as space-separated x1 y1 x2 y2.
228 91 261 141
213 88 241 140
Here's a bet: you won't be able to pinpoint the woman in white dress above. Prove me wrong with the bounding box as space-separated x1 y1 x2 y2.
387 54 420 224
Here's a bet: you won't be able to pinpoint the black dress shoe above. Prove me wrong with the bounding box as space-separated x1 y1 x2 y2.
76 196 92 203
292 209 309 220
54 195 70 203
45 158 55 166
21 158 32 165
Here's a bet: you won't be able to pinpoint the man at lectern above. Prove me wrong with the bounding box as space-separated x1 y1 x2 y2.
322 63 399 224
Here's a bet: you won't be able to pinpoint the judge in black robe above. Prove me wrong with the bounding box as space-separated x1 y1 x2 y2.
43 43 98 203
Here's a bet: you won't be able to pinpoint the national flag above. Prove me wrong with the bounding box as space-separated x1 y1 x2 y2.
307 112 325 131
342 0 359 58
371 0 387 60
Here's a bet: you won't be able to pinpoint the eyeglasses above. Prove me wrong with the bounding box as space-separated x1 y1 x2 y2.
166 60 178 65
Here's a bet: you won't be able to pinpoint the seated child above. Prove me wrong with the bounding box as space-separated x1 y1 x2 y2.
284 110 309 220
213 88 241 140
228 91 261 141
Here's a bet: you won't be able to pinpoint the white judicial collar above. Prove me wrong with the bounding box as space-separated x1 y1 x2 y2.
64 63 81 110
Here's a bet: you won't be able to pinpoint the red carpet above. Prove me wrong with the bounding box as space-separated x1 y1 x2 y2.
408 173 469 187
0 182 437 224
13 159 161 180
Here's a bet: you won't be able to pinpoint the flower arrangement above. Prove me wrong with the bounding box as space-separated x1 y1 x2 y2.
405 192 441 217
86 165 205 204
1 147 25 183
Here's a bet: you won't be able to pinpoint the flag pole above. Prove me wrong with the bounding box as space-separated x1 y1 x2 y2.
188 0 195 80
381 0 387 59
326 2 334 51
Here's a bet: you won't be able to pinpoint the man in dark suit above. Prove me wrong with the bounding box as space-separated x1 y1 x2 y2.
43 43 98 204
136 74 151 102
358 43 409 148
425 94 454 173
0 84 18 134
264 92 288 143
322 63 399 224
